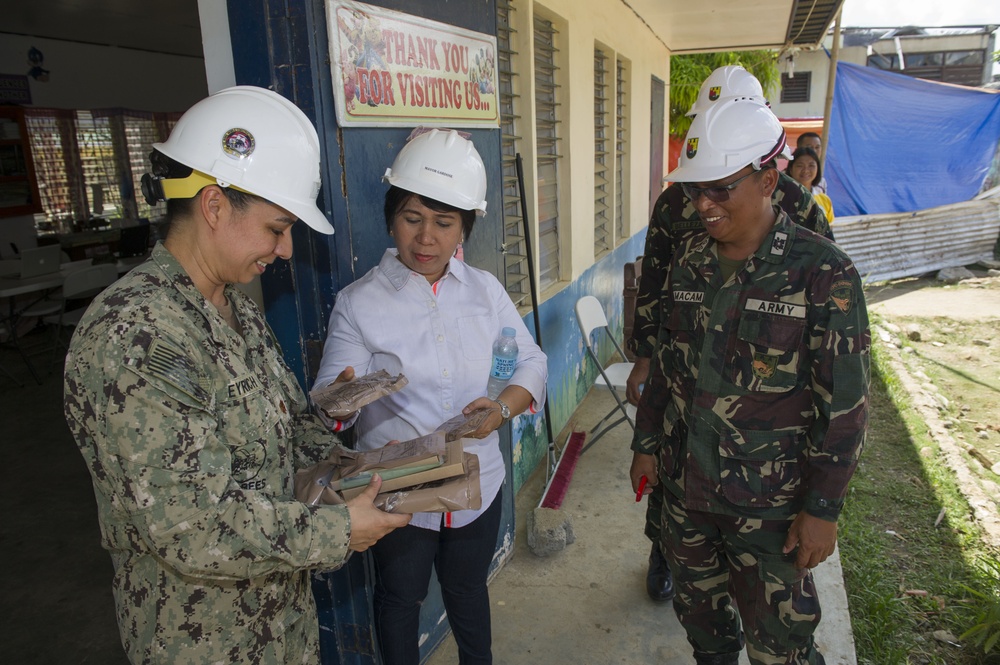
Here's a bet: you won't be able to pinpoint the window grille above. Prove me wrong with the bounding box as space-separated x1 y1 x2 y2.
780 72 811 103
534 14 561 291
615 57 627 244
868 49 987 86
75 111 123 219
23 108 176 235
594 47 611 258
497 0 529 308
123 113 172 222
24 109 81 232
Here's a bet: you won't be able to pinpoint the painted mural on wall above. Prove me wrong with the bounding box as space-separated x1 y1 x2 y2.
507 232 646 491
326 0 499 127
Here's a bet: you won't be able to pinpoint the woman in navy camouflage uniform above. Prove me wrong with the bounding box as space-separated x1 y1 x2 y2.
63 86 409 665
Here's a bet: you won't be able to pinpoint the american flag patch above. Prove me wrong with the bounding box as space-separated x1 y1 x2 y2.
145 338 208 401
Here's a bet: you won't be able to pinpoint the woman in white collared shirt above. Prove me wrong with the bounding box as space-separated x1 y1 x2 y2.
314 128 547 665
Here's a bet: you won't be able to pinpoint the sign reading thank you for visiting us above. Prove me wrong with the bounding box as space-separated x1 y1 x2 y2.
326 0 500 128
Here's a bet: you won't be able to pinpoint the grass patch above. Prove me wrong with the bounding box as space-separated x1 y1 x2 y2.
839 340 1000 664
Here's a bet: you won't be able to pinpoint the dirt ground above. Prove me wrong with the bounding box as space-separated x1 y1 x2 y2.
867 265 1000 549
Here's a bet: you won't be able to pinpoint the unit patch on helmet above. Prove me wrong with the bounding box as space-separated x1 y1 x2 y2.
830 280 855 314
686 138 699 159
222 128 255 159
709 86 721 101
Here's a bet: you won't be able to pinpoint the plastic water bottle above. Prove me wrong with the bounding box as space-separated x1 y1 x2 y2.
486 327 518 400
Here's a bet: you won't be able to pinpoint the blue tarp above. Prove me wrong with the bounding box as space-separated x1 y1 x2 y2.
827 61 1000 216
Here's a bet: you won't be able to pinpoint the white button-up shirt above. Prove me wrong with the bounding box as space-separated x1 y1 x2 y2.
314 249 548 530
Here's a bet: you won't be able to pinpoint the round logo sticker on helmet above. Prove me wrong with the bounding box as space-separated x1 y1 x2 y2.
222 127 255 159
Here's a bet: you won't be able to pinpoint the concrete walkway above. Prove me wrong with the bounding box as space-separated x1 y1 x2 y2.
427 389 857 665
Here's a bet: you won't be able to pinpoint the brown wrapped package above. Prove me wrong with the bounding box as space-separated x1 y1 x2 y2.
327 432 452 483
309 369 408 419
375 453 482 513
435 408 493 442
294 435 482 513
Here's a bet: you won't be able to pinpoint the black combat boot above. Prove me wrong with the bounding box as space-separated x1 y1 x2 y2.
646 542 675 602
693 651 741 665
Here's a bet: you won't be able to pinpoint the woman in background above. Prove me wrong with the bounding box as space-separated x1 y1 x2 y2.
787 146 835 224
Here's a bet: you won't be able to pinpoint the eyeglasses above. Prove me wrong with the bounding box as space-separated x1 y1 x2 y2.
681 170 758 204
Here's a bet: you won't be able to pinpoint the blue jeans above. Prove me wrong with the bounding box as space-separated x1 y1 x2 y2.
371 492 502 665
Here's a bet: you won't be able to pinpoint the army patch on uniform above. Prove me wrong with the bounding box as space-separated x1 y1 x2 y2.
831 280 854 314
709 86 721 101
222 127 255 159
752 353 778 379
686 137 699 159
746 298 805 318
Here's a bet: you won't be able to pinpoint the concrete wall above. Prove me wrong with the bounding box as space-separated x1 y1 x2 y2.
479 0 668 481
507 0 669 292
0 34 207 111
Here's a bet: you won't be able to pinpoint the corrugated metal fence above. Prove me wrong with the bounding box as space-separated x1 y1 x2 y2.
834 191 1000 283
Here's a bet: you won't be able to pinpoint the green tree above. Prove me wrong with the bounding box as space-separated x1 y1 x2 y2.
669 51 780 137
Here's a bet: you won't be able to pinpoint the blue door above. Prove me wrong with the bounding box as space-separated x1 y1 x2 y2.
226 1 511 662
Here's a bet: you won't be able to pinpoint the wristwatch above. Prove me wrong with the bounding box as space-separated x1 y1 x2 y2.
494 398 511 425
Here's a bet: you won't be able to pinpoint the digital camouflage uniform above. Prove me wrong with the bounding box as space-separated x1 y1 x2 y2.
629 171 833 545
64 242 352 665
631 210 869 664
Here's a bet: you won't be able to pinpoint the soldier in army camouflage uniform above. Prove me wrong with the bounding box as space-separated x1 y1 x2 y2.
63 86 409 665
627 67 833 605
629 97 869 665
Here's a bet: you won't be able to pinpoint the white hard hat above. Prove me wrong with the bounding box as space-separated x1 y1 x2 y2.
687 65 766 117
153 85 333 235
666 98 787 183
383 128 488 215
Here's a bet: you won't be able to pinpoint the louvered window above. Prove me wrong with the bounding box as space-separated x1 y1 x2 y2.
75 111 123 219
24 109 79 231
868 49 987 86
24 108 176 235
594 47 611 258
534 15 561 291
780 72 811 103
615 57 628 244
497 0 529 308
123 113 173 222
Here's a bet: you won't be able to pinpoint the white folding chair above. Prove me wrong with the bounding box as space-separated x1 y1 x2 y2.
17 263 121 375
6 273 66 384
575 295 637 452
43 263 121 332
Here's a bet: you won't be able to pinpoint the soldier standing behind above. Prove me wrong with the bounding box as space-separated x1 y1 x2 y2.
63 86 409 664
629 97 869 665
627 65 833 604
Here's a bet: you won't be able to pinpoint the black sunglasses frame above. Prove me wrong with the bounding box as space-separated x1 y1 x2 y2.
681 170 759 204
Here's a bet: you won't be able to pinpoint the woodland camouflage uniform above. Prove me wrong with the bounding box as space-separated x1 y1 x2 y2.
629 171 833 544
632 210 869 664
64 243 349 664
